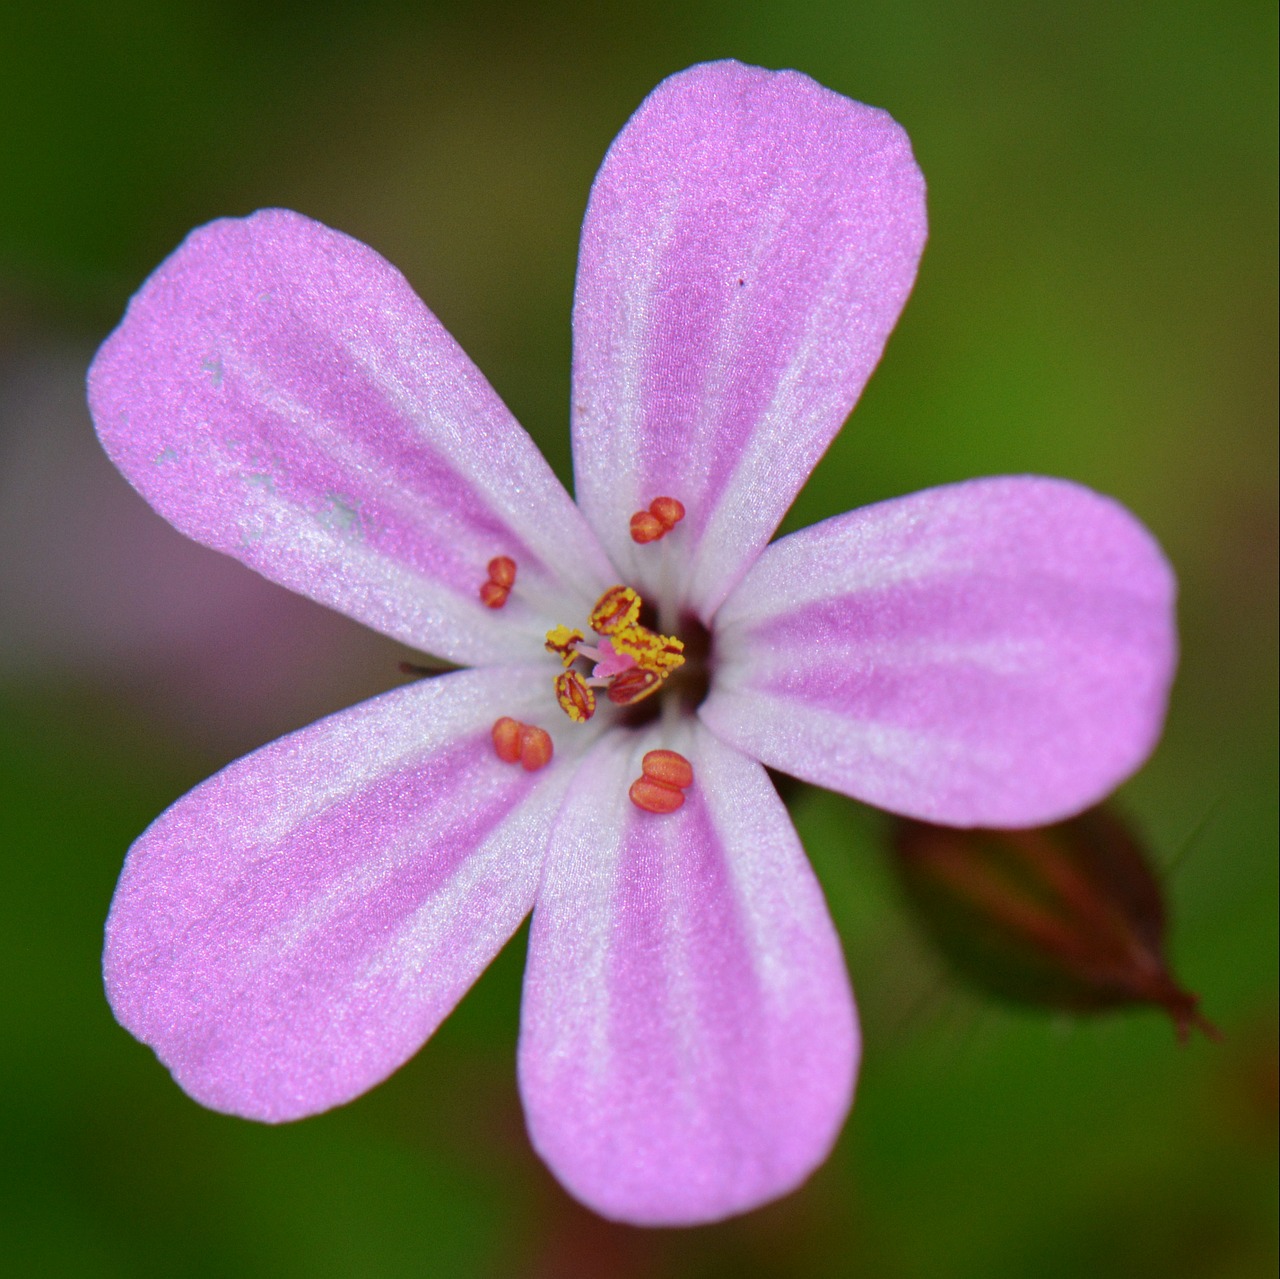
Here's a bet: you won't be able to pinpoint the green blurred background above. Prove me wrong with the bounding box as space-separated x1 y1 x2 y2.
1 2 1275 1275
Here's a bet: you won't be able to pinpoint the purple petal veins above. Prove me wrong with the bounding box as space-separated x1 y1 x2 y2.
704 477 1176 826
90 210 614 666
105 668 583 1122
572 62 927 619
520 725 855 1225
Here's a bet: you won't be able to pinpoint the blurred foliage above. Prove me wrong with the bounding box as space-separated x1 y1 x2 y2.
1 1 1275 1276
890 806 1217 1035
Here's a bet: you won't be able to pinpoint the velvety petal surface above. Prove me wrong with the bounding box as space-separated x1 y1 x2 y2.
519 721 856 1226
105 667 591 1122
702 477 1177 827
89 209 614 665
571 60 927 619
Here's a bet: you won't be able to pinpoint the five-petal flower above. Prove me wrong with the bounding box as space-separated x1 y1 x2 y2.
88 61 1176 1226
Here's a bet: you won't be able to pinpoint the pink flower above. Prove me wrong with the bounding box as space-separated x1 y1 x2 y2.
89 61 1176 1226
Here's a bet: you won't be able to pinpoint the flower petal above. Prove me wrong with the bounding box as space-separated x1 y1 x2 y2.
89 209 615 665
702 477 1177 826
571 61 927 619
518 721 856 1226
105 667 589 1121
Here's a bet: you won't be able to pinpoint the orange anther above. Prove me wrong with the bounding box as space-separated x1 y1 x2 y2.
487 556 517 589
629 776 686 814
492 716 522 763
606 666 662 705
649 496 685 530
641 749 693 790
479 580 510 609
590 585 641 635
629 510 665 544
555 670 596 723
518 725 554 772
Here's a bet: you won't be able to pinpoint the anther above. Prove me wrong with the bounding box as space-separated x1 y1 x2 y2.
629 497 685 544
641 749 694 790
487 556 516 589
479 556 518 608
492 716 523 763
606 667 662 705
649 496 685 530
555 670 596 723
629 748 694 814
491 717 554 771
518 725 554 772
589 586 642 635
628 778 685 813
629 510 665 544
544 624 584 666
610 626 684 674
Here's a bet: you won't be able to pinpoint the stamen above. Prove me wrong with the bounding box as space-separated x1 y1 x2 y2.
629 497 685 544
629 748 695 814
548 586 685 721
492 716 523 763
544 624 584 666
649 496 685 530
491 717 554 771
640 749 694 790
518 725 554 772
628 778 686 813
589 586 642 635
555 670 596 723
487 556 517 589
479 555 517 609
629 510 665 543
606 667 662 705
611 625 684 674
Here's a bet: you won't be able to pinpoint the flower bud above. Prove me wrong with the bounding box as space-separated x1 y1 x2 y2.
891 806 1216 1040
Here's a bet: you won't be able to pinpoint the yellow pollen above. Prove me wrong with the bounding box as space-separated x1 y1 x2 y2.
589 586 641 635
555 670 596 723
544 624 584 666
611 624 685 675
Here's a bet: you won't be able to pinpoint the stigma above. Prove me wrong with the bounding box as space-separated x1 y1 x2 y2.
544 586 684 722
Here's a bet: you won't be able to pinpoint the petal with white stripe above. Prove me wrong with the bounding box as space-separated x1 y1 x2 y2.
702 477 1178 826
105 667 588 1121
519 721 856 1225
571 60 926 618
90 209 615 665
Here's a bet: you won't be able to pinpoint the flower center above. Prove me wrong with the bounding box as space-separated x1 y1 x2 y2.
546 585 686 724
484 496 700 813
